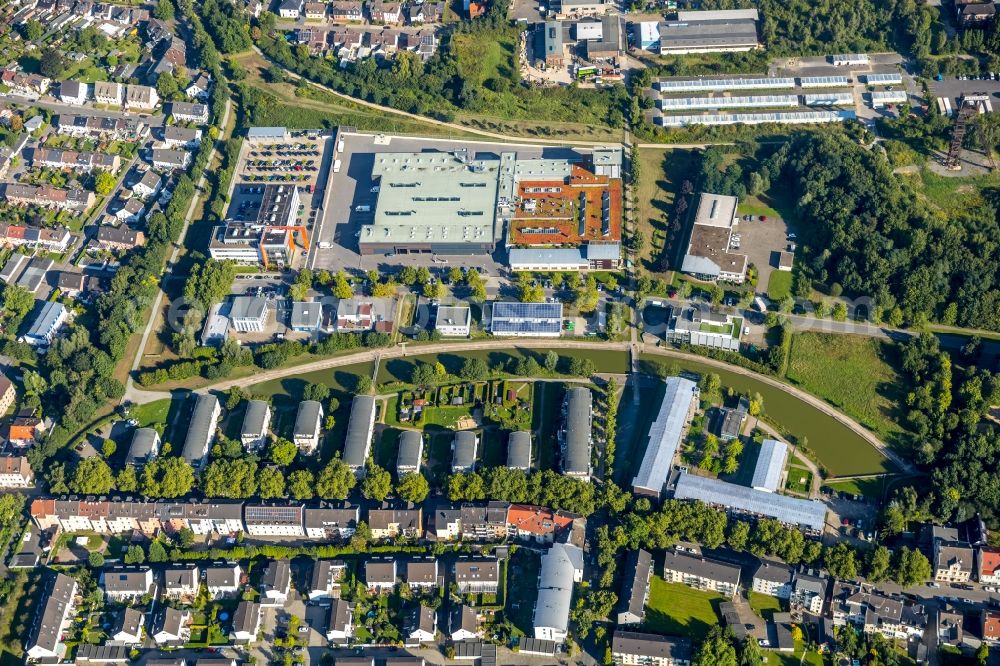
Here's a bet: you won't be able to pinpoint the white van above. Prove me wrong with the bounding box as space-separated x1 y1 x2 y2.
355 204 371 213
333 159 342 173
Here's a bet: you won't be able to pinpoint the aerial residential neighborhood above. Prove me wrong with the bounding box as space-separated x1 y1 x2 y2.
0 0 999 665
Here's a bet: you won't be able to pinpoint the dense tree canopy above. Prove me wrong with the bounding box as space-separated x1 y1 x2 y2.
767 133 1000 331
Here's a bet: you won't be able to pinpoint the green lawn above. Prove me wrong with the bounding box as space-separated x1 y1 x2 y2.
131 399 171 428
641 578 723 639
767 271 793 301
635 148 698 274
785 467 813 493
785 333 908 448
823 478 886 499
748 591 785 622
914 167 1000 215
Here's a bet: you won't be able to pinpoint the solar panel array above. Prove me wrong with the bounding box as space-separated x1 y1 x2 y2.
803 92 854 106
658 95 799 110
492 301 563 320
865 72 903 85
799 76 850 88
491 319 562 334
673 472 828 530
655 77 795 93
656 110 856 127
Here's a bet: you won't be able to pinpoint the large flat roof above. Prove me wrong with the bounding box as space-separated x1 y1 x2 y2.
361 152 500 248
632 377 698 495
673 472 827 531
659 18 758 48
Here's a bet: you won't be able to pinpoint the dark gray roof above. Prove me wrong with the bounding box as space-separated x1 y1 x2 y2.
327 599 353 634
397 430 423 472
455 559 499 585
561 387 592 476
29 581 77 657
406 559 438 585
310 559 346 592
506 431 531 469
344 395 377 469
451 604 478 634
102 567 153 595
163 565 198 591
232 600 261 633
754 560 794 584
304 504 358 530
662 550 741 586
75 644 130 662
262 560 290 592
113 607 144 637
365 559 397 584
612 631 692 661
617 549 652 623
294 400 323 437
452 431 477 470
241 400 270 437
126 427 159 465
182 393 219 466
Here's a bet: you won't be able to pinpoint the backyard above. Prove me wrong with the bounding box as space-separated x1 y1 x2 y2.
641 577 723 639
504 548 541 637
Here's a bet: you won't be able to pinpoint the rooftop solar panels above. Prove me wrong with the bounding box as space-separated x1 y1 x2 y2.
657 95 799 110
656 110 856 127
491 301 563 337
865 72 903 85
673 472 827 531
803 92 854 106
654 77 795 93
799 76 850 88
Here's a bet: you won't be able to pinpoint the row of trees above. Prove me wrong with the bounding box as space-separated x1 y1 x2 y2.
447 468 596 515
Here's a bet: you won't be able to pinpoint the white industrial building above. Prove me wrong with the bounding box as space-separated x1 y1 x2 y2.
865 72 903 85
631 377 699 497
435 305 472 337
831 53 869 66
656 110 857 127
803 92 854 106
657 95 799 111
870 90 908 108
654 77 795 93
799 75 850 88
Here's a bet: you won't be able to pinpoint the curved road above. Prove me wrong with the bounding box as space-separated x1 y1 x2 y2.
125 339 911 473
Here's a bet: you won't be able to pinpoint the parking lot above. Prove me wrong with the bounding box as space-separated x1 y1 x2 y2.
228 131 335 270
731 209 793 293
313 131 576 276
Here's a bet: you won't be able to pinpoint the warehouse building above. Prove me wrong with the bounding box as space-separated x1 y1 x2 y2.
636 9 760 55
653 77 795 93
681 193 747 283
358 151 500 256
865 72 903 85
870 90 908 108
657 95 799 111
799 75 850 88
673 472 827 533
751 439 788 492
559 387 592 481
655 110 857 127
632 377 699 498
354 146 623 263
803 92 854 106
344 395 377 476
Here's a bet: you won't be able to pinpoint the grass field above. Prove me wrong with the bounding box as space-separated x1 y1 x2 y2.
636 148 698 275
785 333 908 447
131 399 171 428
748 591 785 621
767 271 793 301
641 578 723 639
913 168 1000 215
823 478 886 499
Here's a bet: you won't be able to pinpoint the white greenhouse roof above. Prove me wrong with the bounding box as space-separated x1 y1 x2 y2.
799 76 850 88
657 95 798 111
657 110 855 127
654 77 795 93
